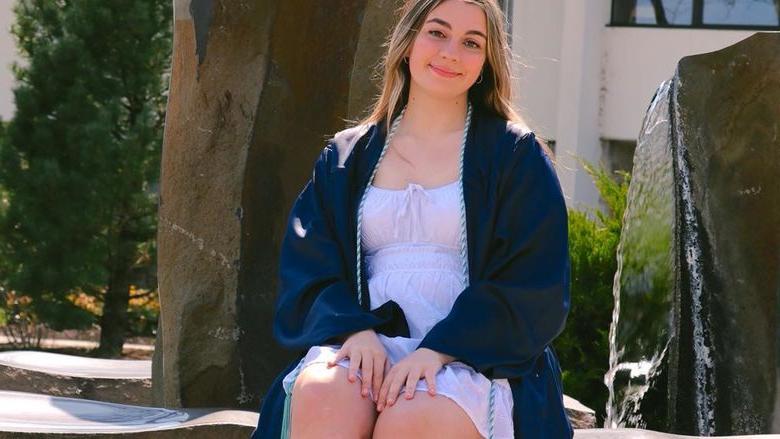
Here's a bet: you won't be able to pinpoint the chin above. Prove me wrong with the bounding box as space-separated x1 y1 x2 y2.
408 74 470 100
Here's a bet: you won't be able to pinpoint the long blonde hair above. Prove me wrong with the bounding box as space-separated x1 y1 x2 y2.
357 0 529 136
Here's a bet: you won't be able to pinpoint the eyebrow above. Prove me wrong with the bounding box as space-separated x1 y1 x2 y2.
425 17 487 40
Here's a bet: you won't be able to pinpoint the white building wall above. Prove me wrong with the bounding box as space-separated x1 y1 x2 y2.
0 1 21 122
510 0 565 140
511 0 776 211
601 27 761 140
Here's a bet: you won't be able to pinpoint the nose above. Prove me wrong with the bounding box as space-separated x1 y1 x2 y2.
439 39 460 62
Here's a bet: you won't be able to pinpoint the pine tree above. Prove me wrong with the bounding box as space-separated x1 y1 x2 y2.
0 0 172 356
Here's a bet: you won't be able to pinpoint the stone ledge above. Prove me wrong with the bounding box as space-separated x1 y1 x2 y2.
575 428 780 438
4 390 779 438
0 390 257 438
0 351 151 406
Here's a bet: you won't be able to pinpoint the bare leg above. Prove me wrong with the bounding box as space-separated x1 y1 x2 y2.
290 362 377 439
372 391 482 439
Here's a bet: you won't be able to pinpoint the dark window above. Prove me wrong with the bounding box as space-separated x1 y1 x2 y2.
611 0 780 29
602 140 637 178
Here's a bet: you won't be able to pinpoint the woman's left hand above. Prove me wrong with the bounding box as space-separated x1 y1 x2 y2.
376 348 455 411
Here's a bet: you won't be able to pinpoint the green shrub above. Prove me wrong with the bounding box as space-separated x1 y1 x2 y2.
554 161 630 426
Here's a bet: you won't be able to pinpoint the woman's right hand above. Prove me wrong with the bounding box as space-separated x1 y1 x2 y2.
327 329 388 402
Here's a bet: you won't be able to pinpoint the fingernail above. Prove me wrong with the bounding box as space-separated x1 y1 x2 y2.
388 398 394 405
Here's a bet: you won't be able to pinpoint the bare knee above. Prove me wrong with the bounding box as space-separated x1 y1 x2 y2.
372 393 429 438
372 393 481 439
290 363 376 439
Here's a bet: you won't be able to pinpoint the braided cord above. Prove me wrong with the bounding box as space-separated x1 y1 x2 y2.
280 357 305 439
488 381 496 439
355 107 406 307
457 103 472 288
454 104 496 439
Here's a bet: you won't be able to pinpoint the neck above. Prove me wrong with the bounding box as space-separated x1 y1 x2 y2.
397 85 469 138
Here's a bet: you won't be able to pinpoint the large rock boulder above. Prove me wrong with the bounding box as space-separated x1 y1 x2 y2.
605 32 780 435
155 0 402 409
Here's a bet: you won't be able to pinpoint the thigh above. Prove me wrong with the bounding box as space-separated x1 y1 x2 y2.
291 362 377 439
372 391 482 439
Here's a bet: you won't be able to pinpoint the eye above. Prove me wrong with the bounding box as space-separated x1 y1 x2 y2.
464 39 481 49
428 29 445 38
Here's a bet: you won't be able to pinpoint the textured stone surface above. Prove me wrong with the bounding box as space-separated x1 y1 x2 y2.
671 31 780 435
0 390 257 438
606 32 780 435
574 429 780 438
156 0 403 409
0 351 151 406
566 395 598 429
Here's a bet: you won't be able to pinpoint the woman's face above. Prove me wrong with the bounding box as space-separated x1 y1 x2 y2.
407 0 488 99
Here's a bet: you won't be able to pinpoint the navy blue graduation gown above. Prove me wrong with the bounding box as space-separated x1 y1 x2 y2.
252 106 574 438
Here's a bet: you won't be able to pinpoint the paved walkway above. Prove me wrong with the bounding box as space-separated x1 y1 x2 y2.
0 351 150 379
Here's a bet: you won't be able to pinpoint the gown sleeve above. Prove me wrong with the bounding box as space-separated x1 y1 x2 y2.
417 131 571 379
273 142 408 350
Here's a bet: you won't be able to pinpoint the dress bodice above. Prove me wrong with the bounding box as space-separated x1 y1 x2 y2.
360 179 465 337
361 180 461 255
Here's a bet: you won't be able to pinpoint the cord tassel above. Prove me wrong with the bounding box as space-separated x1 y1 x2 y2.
280 359 304 439
280 390 293 439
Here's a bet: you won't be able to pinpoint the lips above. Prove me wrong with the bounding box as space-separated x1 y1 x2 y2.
429 64 461 78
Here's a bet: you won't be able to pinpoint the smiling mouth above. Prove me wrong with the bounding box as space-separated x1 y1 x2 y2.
429 64 461 78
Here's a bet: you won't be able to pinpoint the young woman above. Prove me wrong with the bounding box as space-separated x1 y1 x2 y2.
252 0 573 437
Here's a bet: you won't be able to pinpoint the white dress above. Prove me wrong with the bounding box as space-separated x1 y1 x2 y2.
282 180 514 438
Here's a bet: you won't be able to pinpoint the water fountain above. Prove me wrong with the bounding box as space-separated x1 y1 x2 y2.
605 32 780 435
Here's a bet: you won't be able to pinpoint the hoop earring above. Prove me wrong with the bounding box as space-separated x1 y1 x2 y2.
476 71 484 84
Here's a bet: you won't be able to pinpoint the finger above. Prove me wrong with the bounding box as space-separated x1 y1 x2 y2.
361 355 373 398
348 351 361 383
387 368 405 406
327 347 344 368
377 369 392 411
425 369 437 396
372 356 386 402
404 367 421 400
